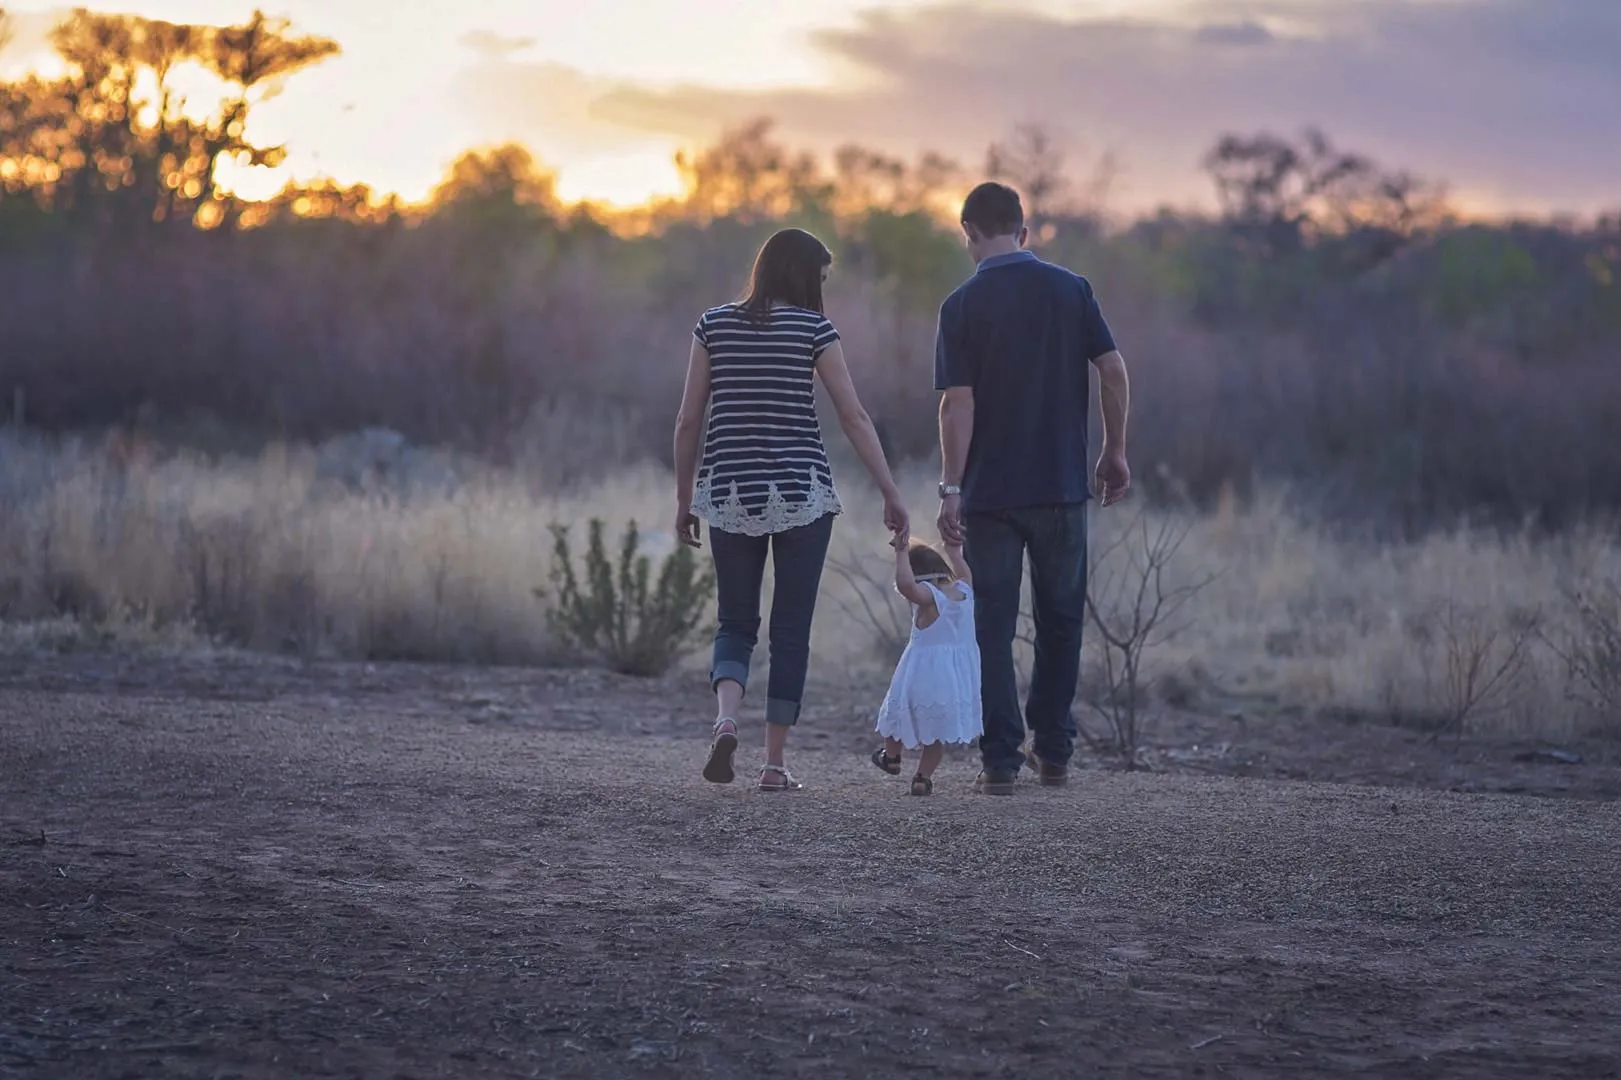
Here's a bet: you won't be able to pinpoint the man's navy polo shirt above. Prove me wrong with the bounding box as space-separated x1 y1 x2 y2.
934 250 1118 513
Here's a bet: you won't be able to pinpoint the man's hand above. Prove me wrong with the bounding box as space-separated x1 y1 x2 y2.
675 506 702 548
1094 447 1131 507
937 494 965 545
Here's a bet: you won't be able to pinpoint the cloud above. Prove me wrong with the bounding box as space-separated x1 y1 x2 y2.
459 30 538 62
1192 20 1275 47
573 0 1621 214
449 56 669 160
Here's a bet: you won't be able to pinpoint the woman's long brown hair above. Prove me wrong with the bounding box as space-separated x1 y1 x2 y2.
738 228 832 321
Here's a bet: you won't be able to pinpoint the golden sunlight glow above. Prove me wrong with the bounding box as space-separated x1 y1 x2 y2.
5 0 1090 208
551 146 687 210
0 0 1583 216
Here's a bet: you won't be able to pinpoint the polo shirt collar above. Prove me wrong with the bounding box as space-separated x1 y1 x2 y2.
976 249 1038 273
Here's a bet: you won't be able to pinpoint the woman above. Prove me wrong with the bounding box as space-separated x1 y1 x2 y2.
673 227 909 792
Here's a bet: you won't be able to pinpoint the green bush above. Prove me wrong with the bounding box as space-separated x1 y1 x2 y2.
543 518 715 677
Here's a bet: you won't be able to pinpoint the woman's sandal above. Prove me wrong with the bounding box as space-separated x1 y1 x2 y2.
757 764 804 793
910 774 934 797
703 717 740 784
870 747 902 776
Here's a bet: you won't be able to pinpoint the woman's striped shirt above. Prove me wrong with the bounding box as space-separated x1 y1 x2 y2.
690 303 844 536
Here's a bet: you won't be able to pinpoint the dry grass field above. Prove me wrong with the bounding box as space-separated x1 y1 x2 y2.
2 431 1617 744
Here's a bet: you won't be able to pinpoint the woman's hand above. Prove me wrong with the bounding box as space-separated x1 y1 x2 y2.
676 506 703 549
882 488 910 547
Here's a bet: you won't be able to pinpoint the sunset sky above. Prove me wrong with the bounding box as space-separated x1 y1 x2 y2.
2 0 1617 215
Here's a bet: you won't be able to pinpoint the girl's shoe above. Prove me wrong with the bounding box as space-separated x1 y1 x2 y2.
870 746 902 775
910 774 934 797
757 764 803 792
703 718 739 784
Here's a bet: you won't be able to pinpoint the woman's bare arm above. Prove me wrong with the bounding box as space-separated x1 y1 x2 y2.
673 338 710 511
814 341 902 503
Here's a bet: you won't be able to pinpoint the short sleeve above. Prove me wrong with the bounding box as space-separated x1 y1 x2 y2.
693 310 711 348
933 295 973 390
811 316 839 359
1080 279 1117 360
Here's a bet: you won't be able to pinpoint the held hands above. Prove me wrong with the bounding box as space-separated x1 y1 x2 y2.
882 488 910 548
937 493 965 546
1094 446 1132 507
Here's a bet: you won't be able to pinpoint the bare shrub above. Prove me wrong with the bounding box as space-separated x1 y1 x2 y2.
1082 512 1217 767
1544 578 1621 730
1409 599 1542 739
824 551 911 668
544 519 715 677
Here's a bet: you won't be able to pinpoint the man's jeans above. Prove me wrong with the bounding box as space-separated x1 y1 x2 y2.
708 514 834 727
965 503 1088 775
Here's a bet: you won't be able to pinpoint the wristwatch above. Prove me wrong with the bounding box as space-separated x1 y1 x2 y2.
937 483 962 498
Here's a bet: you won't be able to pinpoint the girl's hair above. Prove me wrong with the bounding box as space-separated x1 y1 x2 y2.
907 539 954 582
739 228 832 320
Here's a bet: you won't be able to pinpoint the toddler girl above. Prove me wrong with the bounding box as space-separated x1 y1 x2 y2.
870 537 982 795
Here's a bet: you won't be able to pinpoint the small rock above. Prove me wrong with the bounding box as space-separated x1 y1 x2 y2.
1513 748 1583 766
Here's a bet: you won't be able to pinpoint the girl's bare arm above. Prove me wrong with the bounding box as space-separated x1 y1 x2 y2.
893 542 935 607
943 542 972 586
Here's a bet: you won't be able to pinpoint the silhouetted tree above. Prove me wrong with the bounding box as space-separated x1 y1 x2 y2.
986 122 1068 232
242 177 401 228
430 144 557 217
1203 127 1447 262
0 8 337 230
986 122 1118 245
674 118 832 223
832 144 961 220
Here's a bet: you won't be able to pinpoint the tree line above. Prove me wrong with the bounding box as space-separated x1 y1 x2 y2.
2 6 1619 533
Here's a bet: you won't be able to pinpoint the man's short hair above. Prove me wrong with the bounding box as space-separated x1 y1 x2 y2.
961 182 1024 237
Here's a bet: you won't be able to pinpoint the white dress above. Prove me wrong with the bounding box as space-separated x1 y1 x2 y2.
875 581 984 749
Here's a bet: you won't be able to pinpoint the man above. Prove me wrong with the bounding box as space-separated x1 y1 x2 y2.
934 181 1132 796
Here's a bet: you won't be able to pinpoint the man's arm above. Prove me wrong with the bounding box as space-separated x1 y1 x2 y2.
939 387 974 490
1092 350 1129 453
933 294 974 543
1090 349 1131 505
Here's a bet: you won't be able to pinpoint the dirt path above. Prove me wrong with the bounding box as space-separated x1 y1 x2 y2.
3 657 1619 1078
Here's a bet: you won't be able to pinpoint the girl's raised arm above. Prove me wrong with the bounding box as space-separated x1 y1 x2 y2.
893 541 935 607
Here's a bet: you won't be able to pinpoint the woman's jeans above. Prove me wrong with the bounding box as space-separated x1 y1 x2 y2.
708 514 834 727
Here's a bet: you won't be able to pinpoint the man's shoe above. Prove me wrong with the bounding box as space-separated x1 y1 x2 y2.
974 770 1017 796
1026 749 1070 787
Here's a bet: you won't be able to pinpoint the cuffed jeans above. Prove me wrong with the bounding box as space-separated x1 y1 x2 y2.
708 513 834 727
966 503 1088 775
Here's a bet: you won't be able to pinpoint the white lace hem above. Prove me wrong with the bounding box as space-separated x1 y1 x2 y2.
693 477 843 536
875 698 983 749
